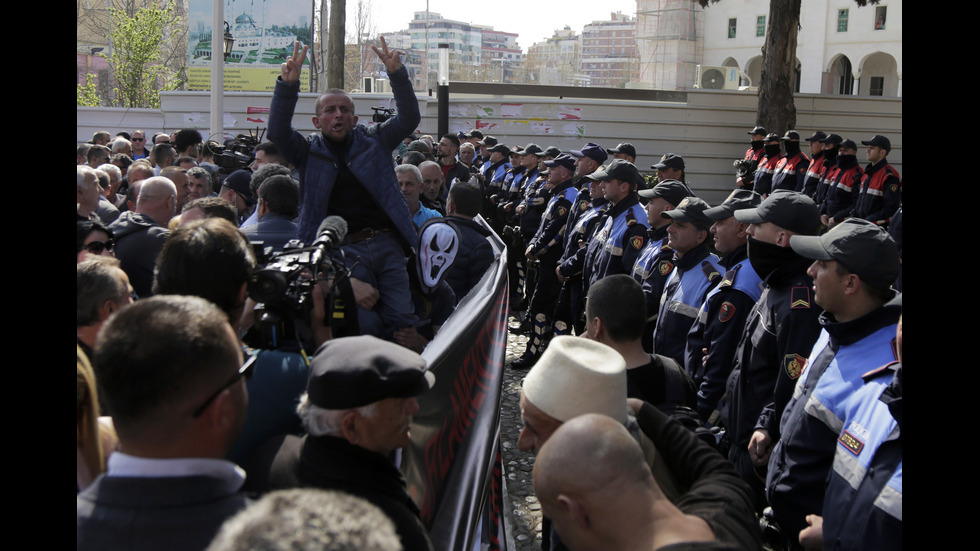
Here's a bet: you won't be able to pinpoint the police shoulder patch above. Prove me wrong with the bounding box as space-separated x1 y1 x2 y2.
784 354 807 379
658 260 675 276
630 235 645 250
718 301 736 323
790 286 812 309
557 206 567 217
702 261 721 283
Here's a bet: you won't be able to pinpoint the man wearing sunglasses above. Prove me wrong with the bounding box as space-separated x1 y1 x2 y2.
77 295 249 550
130 130 149 160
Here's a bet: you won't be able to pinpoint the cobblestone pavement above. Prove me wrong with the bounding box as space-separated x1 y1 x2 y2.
500 314 544 551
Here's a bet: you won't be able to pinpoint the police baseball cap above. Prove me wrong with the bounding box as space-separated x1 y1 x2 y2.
510 145 525 155
523 143 543 156
764 133 780 142
469 130 484 139
861 134 891 153
781 130 801 141
789 218 899 287
637 178 694 205
661 197 714 231
543 153 576 171
479 135 498 147
704 189 763 220
839 139 858 151
652 153 685 171
590 159 643 188
805 131 828 142
606 142 637 159
537 146 563 158
489 143 510 155
733 190 820 235
748 126 767 136
569 142 609 163
306 335 435 409
819 133 843 146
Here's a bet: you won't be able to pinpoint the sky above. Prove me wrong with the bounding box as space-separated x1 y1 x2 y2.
363 0 640 53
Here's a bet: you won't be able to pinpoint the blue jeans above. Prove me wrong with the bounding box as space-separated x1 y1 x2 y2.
342 231 418 339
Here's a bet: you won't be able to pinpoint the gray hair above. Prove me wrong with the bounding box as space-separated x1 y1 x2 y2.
97 163 122 182
394 163 423 185
77 165 96 189
206 489 402 551
295 393 377 437
111 138 132 154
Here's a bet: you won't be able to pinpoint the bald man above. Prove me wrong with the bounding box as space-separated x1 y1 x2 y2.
108 176 176 298
535 411 762 550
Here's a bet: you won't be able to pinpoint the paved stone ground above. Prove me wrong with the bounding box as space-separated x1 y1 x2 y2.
499 314 544 551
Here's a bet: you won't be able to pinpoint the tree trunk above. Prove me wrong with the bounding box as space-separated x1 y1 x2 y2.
327 0 346 90
757 0 801 135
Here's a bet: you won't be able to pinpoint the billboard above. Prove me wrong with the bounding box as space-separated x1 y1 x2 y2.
187 0 313 92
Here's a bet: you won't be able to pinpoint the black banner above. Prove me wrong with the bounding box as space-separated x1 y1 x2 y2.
402 216 510 551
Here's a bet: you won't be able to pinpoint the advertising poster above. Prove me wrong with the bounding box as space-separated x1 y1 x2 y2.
186 0 312 92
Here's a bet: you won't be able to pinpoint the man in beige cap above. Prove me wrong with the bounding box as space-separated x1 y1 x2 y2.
518 335 681 550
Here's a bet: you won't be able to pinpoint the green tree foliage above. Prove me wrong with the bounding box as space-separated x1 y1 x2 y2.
108 0 184 108
77 74 102 107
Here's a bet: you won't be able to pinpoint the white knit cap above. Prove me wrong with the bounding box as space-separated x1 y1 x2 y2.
522 336 628 424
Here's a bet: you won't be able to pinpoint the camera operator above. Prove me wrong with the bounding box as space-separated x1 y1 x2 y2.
152 217 330 465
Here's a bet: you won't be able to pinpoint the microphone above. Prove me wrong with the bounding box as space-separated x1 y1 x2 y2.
310 215 348 267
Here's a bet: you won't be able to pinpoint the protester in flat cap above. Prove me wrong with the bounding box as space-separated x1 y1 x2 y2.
719 190 824 512
241 335 436 551
685 190 764 422
853 134 901 228
765 219 900 550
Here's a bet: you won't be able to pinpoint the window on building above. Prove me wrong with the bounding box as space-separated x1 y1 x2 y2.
875 6 887 29
728 18 737 39
870 76 884 96
757 16 766 37
837 9 848 32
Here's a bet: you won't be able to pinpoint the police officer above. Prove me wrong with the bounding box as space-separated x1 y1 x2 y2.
770 130 810 193
719 190 823 512
633 180 694 351
651 197 723 366
853 134 901 228
752 133 784 197
511 154 579 370
584 159 650 292
685 190 764 422
736 125 767 190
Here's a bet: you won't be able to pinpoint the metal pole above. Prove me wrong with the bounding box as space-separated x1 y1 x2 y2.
437 43 449 139
210 0 224 141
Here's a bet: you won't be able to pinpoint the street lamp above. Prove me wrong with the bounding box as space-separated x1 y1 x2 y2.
223 21 235 60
